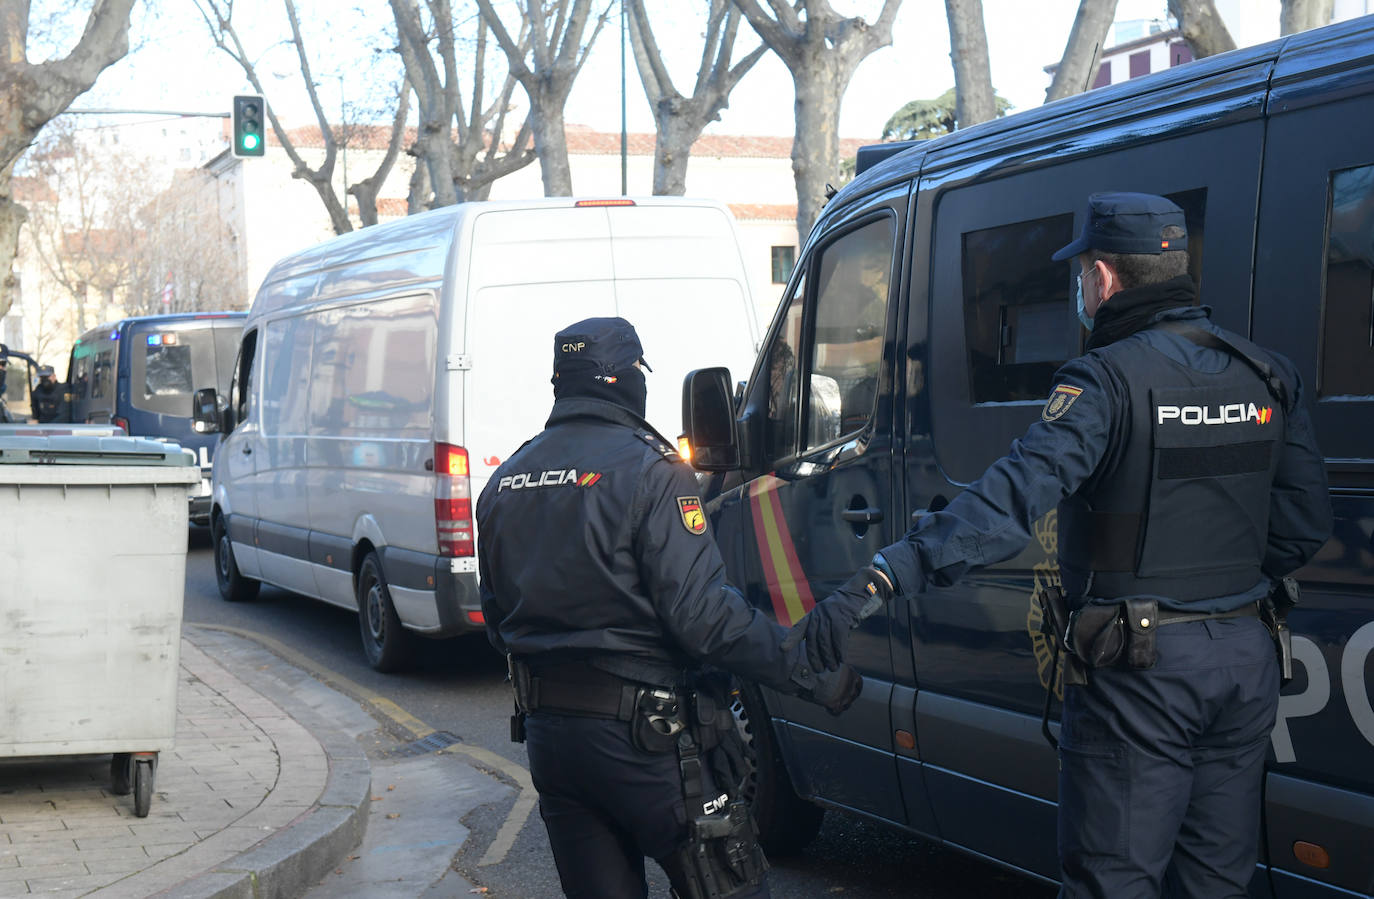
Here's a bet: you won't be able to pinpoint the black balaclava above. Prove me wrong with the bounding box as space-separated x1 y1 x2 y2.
553 361 648 418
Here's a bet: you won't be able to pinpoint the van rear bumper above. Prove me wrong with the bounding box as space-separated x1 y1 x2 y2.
432 558 483 637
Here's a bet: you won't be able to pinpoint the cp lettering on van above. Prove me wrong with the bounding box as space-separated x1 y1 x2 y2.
497 469 601 491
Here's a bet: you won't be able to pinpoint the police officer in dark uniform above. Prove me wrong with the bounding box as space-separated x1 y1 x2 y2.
476 317 891 899
793 194 1332 897
31 365 64 423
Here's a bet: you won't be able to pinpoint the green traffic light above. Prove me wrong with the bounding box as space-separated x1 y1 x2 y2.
242 133 260 151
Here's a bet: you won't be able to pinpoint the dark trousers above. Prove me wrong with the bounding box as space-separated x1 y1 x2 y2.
526 712 769 899
1057 616 1279 899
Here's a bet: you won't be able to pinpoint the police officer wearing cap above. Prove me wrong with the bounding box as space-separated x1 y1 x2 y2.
791 193 1332 897
476 316 891 899
31 366 64 423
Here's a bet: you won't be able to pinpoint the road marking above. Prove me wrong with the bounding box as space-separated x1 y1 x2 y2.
441 743 537 866
188 623 532 865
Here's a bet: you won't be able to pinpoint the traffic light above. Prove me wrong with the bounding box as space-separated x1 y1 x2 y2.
231 94 266 158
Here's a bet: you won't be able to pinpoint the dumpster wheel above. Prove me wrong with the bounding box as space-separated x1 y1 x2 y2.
133 755 156 817
110 753 132 795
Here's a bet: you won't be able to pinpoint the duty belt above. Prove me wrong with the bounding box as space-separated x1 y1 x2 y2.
1153 602 1261 627
514 660 641 722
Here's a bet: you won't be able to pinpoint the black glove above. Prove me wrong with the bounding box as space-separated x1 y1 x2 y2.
807 664 863 716
781 565 893 672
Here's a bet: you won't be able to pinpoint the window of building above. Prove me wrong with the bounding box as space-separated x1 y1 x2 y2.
1130 50 1151 79
771 245 796 284
1170 41 1194 66
1093 59 1112 88
1319 163 1374 397
961 214 1076 404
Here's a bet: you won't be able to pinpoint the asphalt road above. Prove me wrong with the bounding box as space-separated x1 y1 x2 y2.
183 531 1056 898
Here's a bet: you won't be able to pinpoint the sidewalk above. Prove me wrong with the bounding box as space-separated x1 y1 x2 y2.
0 630 373 898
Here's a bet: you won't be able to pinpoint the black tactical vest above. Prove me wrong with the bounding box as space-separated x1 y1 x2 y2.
1059 324 1288 603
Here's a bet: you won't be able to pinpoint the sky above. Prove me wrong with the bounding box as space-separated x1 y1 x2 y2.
59 0 1285 143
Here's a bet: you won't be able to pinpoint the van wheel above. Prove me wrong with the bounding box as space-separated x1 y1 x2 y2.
213 516 259 603
733 681 825 855
356 552 411 673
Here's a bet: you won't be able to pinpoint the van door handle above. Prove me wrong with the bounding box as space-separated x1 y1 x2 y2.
241 445 252 455
841 507 883 524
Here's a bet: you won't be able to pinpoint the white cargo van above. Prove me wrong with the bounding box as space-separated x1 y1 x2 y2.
198 197 761 670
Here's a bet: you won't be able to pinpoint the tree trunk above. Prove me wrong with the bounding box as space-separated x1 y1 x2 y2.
1280 0 1333 35
1168 0 1237 58
792 69 843 240
945 0 996 127
530 91 574 196
653 101 698 196
1046 0 1119 102
0 193 25 323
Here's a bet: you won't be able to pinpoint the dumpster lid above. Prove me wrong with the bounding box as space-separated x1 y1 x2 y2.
0 436 195 466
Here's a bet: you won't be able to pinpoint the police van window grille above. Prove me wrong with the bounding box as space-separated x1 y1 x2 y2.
803 217 894 450
764 282 804 462
961 214 1074 403
1319 164 1374 398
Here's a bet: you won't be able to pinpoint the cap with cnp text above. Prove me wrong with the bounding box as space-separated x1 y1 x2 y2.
553 317 652 377
1051 192 1189 261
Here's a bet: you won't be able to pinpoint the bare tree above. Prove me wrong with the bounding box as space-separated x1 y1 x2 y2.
390 0 537 208
194 0 410 233
945 0 995 128
474 0 613 197
1046 0 1118 102
22 123 149 332
349 86 411 227
734 0 902 239
1280 0 1333 35
138 169 241 313
1167 0 1236 59
0 0 136 320
626 1 767 196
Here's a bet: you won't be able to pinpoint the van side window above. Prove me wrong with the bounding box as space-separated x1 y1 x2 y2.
231 330 257 429
804 218 893 448
90 349 114 400
961 215 1075 403
1319 164 1374 398
261 317 314 435
764 278 804 462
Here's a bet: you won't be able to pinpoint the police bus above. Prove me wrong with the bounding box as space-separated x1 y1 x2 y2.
67 313 246 524
682 16 1374 897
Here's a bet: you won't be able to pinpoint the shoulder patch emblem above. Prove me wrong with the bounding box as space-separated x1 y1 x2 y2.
1042 384 1084 422
677 496 707 535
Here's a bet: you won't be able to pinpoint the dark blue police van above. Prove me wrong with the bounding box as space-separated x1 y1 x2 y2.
67 313 246 523
683 16 1374 898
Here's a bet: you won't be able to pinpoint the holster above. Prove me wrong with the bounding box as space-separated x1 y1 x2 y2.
508 655 529 743
1260 576 1300 684
1035 587 1084 688
631 686 685 754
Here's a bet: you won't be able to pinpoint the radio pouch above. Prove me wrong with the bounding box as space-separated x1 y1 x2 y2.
1069 603 1125 669
1123 598 1159 669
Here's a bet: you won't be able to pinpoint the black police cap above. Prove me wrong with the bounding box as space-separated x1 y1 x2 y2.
552 317 652 376
1052 192 1189 261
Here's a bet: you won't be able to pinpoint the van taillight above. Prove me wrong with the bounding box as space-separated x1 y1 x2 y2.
112 416 129 435
434 443 474 557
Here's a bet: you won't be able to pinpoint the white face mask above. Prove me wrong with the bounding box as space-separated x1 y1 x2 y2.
1076 276 1094 331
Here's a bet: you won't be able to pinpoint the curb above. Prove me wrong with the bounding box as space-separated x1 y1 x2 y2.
159 630 373 899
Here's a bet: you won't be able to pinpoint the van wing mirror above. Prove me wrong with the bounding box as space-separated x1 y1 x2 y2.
191 387 222 434
682 367 740 471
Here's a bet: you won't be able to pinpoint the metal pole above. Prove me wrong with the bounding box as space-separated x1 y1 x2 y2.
620 0 627 196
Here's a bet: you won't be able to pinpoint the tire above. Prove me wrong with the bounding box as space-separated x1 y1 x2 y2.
733 681 825 855
110 753 132 796
213 515 260 603
356 552 412 673
133 759 154 818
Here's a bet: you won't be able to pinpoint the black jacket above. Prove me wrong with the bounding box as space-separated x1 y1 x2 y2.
477 398 815 693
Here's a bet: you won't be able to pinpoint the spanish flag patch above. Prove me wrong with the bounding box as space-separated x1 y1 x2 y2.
677 496 707 535
1042 384 1084 422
